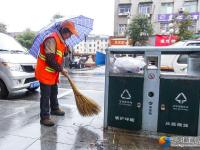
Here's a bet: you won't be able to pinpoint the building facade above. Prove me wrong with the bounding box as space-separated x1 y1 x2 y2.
114 0 200 36
73 34 109 55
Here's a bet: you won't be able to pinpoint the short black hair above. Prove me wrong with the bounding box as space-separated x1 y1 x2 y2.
60 28 71 34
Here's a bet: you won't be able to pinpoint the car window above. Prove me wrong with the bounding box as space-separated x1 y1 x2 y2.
187 43 200 46
177 54 188 64
177 42 200 64
170 41 185 46
0 33 25 52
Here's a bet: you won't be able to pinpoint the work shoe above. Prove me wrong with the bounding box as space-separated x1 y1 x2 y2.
51 108 65 116
40 117 55 127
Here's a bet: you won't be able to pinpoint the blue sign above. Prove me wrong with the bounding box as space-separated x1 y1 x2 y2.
158 12 200 22
30 81 40 89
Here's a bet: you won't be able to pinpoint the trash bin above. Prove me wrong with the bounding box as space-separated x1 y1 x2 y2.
104 46 200 136
107 75 143 130
158 74 200 136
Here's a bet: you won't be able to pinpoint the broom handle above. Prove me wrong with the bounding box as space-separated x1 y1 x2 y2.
64 74 73 85
64 73 77 91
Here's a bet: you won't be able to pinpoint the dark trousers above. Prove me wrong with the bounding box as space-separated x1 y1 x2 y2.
40 82 59 119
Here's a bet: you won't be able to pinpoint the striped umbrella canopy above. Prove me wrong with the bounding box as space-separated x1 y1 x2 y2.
29 15 93 58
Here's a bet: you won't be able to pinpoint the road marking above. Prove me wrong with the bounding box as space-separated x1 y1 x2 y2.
60 104 77 108
3 110 25 118
79 89 104 92
59 88 104 92
58 89 73 98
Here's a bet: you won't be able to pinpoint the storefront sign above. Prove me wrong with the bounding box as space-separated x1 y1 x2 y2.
158 12 200 22
155 34 178 46
109 36 128 46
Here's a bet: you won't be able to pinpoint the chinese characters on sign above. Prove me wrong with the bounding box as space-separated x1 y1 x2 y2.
172 105 189 111
155 35 178 46
171 136 200 147
165 121 189 128
119 100 133 106
148 101 153 115
119 89 133 106
108 36 129 46
115 116 135 123
158 12 200 22
112 40 127 45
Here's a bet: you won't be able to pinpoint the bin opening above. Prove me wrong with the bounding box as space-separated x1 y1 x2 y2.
146 56 159 69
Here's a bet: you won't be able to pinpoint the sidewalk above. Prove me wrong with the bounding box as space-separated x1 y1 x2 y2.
0 88 162 150
0 69 198 149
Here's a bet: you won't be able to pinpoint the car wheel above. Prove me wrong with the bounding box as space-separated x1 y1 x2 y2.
27 87 39 92
0 80 9 99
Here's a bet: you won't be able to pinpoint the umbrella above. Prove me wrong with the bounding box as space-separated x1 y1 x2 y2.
29 15 93 58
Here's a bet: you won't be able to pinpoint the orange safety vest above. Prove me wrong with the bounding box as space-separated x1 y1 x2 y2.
35 32 67 85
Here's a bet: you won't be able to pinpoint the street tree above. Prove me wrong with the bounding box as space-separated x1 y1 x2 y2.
51 13 64 22
16 29 36 49
0 22 7 33
172 11 194 41
127 15 153 46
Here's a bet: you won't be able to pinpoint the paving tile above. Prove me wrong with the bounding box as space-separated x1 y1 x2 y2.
10 123 51 139
0 135 36 150
25 140 73 150
40 125 78 145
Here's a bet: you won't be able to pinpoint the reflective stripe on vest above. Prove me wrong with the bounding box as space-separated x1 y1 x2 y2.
38 50 63 62
56 50 63 57
45 66 55 73
39 53 46 61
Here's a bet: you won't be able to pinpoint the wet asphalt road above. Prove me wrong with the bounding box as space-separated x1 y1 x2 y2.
5 71 105 101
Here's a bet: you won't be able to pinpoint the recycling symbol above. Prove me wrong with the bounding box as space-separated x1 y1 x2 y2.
121 89 131 99
175 93 187 104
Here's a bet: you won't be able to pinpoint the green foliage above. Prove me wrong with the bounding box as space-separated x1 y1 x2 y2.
16 29 36 49
127 15 153 46
0 23 7 33
51 13 64 22
173 11 194 40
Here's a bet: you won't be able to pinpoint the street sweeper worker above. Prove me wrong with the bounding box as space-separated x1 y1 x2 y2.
35 21 78 126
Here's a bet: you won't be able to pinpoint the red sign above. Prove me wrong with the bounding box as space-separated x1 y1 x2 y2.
155 35 178 46
110 39 127 45
109 36 128 46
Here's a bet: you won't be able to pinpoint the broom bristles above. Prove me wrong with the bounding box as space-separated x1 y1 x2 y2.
66 74 101 116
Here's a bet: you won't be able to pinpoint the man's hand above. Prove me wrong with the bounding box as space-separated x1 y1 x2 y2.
61 69 68 77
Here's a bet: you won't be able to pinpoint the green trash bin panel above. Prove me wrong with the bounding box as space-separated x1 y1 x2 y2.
108 76 143 130
158 78 200 136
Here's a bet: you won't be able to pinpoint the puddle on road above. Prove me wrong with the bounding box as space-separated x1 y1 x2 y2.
69 126 163 150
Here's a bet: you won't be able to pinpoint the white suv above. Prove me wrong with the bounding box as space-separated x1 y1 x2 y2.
0 33 39 98
161 40 200 73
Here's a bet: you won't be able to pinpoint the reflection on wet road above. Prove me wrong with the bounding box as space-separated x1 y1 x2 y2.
5 73 105 101
0 68 196 149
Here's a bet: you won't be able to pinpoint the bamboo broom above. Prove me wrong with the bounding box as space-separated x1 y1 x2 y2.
65 74 101 116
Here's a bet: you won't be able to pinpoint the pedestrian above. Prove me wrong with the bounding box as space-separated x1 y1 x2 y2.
35 21 78 126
